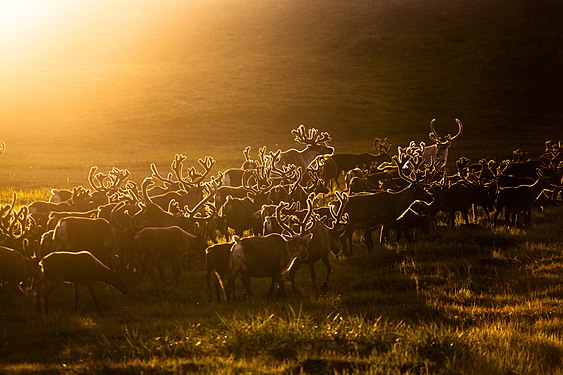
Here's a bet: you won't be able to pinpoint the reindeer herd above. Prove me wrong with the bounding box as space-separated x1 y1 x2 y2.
0 121 561 313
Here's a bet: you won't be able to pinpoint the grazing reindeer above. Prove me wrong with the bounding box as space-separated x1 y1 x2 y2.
133 226 206 286
0 245 41 294
36 251 129 315
51 216 116 268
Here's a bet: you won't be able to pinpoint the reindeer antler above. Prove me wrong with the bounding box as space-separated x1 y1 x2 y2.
275 193 316 236
291 124 332 145
373 137 392 155
0 194 35 242
324 191 349 229
172 172 222 220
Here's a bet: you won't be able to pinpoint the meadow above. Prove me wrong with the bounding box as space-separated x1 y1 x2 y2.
0 195 561 374
0 0 562 373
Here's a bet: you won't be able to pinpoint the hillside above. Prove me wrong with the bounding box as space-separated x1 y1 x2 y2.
1 0 562 187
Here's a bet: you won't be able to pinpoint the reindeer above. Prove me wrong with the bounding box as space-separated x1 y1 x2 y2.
274 125 334 172
225 232 313 303
0 195 37 256
341 153 433 255
149 155 217 210
133 226 207 286
221 146 258 187
36 251 129 315
220 161 275 237
493 169 555 227
398 118 463 169
274 191 349 297
0 245 41 294
205 241 234 303
390 200 434 243
51 216 116 268
329 137 392 187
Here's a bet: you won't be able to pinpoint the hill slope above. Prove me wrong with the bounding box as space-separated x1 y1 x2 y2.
1 0 562 187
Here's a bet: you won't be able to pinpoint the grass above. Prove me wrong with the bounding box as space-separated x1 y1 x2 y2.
0 199 561 373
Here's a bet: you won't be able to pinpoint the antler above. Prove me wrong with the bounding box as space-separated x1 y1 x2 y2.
172 172 222 220
393 154 424 185
0 140 5 157
150 161 178 188
291 124 332 145
275 193 316 236
430 118 463 143
0 195 35 242
88 166 129 195
140 177 156 204
88 167 105 192
324 191 349 229
373 137 392 155
185 156 216 188
451 118 463 140
243 166 274 196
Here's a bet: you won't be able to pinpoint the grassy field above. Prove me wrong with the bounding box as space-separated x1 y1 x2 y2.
0 0 562 373
0 196 561 374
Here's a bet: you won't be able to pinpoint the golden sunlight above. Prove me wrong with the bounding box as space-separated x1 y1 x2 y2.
0 0 64 47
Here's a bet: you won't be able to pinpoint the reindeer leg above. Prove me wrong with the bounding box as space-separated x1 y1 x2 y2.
172 258 181 286
289 262 303 296
405 229 414 244
86 283 102 316
206 271 213 303
43 281 60 315
319 256 331 295
270 274 286 300
307 262 317 298
364 229 374 252
35 277 44 313
461 209 470 225
379 225 390 244
73 283 80 312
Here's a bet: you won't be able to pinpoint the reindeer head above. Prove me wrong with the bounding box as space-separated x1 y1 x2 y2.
428 118 463 147
291 124 334 155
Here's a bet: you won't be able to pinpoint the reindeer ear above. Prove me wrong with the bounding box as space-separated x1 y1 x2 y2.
302 233 314 243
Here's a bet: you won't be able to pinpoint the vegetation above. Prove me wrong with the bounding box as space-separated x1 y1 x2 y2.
0 186 561 373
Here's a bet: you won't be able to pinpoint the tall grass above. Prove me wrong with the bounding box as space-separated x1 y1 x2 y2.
0 204 561 373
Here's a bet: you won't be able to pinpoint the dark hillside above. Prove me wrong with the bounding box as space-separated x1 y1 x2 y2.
1 0 562 187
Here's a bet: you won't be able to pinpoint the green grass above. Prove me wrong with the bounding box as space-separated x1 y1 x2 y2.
0 204 561 373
